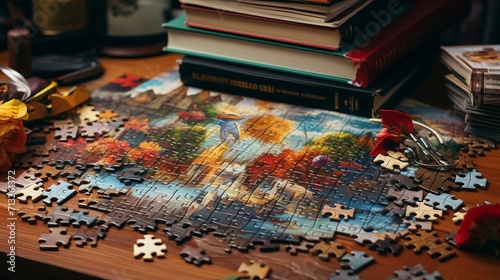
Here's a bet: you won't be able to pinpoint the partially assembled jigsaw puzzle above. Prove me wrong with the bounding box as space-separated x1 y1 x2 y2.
2 71 496 279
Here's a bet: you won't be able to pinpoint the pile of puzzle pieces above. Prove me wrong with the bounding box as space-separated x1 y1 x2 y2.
1 72 497 279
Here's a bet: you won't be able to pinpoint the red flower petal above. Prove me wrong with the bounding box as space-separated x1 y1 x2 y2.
370 134 396 156
379 109 414 135
455 204 500 248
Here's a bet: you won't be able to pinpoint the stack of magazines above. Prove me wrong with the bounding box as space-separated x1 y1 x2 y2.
163 0 469 118
441 45 500 142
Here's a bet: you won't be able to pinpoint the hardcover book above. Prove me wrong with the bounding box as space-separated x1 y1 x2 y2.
445 73 500 106
165 0 469 87
179 0 371 27
177 44 434 117
441 45 500 94
182 0 410 51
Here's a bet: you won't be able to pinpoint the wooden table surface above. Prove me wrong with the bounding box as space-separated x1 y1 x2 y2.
0 51 499 280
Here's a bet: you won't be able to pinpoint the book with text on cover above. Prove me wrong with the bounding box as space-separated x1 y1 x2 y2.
441 45 500 94
165 0 469 87
182 0 410 51
178 43 435 118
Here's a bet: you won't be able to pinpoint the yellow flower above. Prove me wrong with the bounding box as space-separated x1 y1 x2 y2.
0 99 28 173
0 99 28 122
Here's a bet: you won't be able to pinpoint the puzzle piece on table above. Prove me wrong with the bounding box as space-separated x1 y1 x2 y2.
423 193 463 211
0 169 43 193
414 169 459 194
43 206 74 227
310 240 346 261
321 203 355 221
388 172 419 190
118 165 147 185
68 209 98 227
59 165 85 180
454 169 487 191
74 227 105 247
180 245 211 266
133 235 167 261
39 227 72 250
387 186 423 206
374 150 409 172
15 184 44 203
368 237 403 256
163 222 192 244
351 231 399 245
452 209 467 224
462 135 495 157
98 109 120 122
328 269 361 280
402 219 433 232
238 260 271 280
97 185 130 198
53 119 79 141
387 264 442 280
78 195 115 212
80 122 113 139
18 205 47 224
454 156 475 171
340 251 375 273
406 203 442 221
34 164 62 181
42 180 76 205
285 239 316 255
404 230 456 261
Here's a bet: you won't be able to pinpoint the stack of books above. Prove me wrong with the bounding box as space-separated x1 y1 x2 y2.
163 0 469 118
441 45 500 142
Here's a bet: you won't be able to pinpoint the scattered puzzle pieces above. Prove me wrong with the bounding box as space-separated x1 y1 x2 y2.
423 193 463 211
310 240 346 261
406 203 442 221
74 228 105 247
454 169 487 191
368 237 403 256
133 235 167 261
404 230 456 261
322 203 355 221
387 187 423 206
180 245 212 266
340 251 375 273
374 150 409 171
18 205 47 224
15 184 44 203
39 227 72 250
42 180 76 206
238 260 271 280
387 264 442 280
328 269 361 280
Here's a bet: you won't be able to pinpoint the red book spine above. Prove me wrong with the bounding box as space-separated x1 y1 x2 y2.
347 0 470 87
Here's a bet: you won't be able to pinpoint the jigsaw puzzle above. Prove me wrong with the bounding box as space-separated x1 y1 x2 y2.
3 71 495 279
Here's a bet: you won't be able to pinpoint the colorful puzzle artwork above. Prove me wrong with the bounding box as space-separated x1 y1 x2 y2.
1 71 495 278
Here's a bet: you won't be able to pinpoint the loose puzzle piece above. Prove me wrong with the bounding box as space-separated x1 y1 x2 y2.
404 230 456 261
321 203 355 221
374 150 409 172
18 205 47 224
387 187 423 206
402 219 433 232
39 227 72 250
74 228 105 247
406 203 442 221
43 206 74 227
42 180 77 206
340 251 375 273
368 237 403 256
452 209 467 224
133 234 167 261
238 260 271 280
179 245 212 266
387 264 442 280
15 184 44 203
423 193 463 211
285 239 316 255
328 269 361 280
310 240 346 261
454 169 487 191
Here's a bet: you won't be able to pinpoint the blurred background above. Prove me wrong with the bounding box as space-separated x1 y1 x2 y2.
0 0 498 58
0 0 183 57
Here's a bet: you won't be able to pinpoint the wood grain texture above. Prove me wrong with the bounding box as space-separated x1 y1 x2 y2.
0 52 499 280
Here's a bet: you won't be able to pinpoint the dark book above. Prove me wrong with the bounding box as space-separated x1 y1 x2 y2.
178 46 435 118
165 0 469 87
